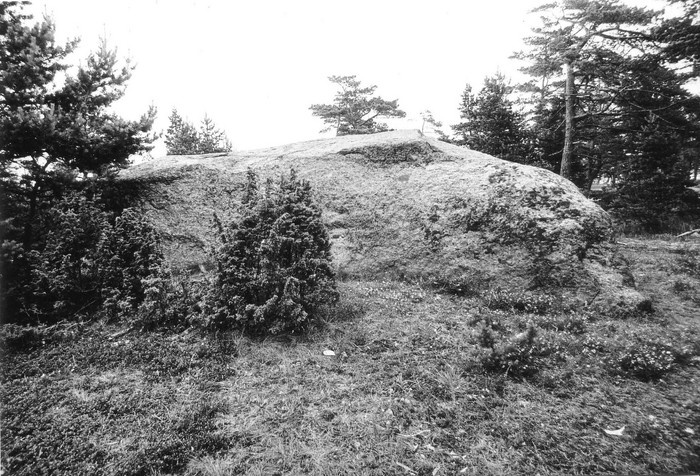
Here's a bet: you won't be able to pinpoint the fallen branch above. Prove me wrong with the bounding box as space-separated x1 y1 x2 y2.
395 462 416 475
586 290 601 307
676 228 700 238
109 326 135 340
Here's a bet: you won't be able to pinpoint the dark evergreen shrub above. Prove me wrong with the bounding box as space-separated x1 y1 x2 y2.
477 323 540 379
0 323 43 352
97 208 164 317
596 130 700 234
207 168 338 334
15 194 163 322
27 195 109 320
136 268 206 329
0 238 32 323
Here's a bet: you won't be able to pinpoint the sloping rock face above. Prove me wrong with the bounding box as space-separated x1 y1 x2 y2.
122 130 642 310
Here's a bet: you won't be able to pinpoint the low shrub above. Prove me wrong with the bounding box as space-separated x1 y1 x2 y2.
595 297 654 320
0 323 43 352
618 342 676 381
430 275 482 297
0 238 32 323
580 333 611 357
533 312 588 334
675 245 700 277
617 340 694 381
26 194 110 320
476 322 540 379
97 208 164 318
673 279 693 294
206 168 338 334
672 278 699 304
135 267 206 329
4 194 163 324
476 323 496 348
484 289 556 314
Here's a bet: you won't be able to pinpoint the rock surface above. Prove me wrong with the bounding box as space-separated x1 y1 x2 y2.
122 130 644 310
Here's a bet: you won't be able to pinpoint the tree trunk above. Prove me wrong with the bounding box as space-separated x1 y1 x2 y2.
583 152 601 197
560 59 575 180
22 160 51 248
23 181 40 248
584 164 594 197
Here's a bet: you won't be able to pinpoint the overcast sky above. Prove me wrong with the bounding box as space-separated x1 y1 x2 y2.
29 0 571 153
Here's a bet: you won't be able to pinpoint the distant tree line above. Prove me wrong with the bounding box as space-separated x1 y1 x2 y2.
164 109 232 155
310 0 700 231
509 0 700 231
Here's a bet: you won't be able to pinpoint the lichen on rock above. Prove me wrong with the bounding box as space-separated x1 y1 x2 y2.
121 130 644 313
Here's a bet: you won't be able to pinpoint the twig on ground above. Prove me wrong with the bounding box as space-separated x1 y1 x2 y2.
586 290 601 307
676 228 700 238
395 462 416 474
109 326 135 340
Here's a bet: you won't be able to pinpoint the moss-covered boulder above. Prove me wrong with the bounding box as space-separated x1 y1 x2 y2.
122 130 645 312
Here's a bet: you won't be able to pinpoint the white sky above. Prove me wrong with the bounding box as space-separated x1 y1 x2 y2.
28 0 578 153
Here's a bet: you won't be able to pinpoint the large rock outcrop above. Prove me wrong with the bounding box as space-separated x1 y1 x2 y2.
122 130 643 310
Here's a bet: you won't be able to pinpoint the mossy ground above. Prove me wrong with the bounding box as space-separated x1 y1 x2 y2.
2 235 699 475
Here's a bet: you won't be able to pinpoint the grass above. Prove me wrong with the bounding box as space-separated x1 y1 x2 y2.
2 235 700 475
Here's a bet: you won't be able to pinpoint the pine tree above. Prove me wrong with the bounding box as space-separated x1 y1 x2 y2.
164 110 232 155
164 109 199 155
514 0 700 227
657 0 700 68
0 1 157 320
198 114 232 154
656 0 700 184
420 110 448 140
453 73 530 163
0 1 156 245
601 57 700 228
310 75 406 135
515 0 656 180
